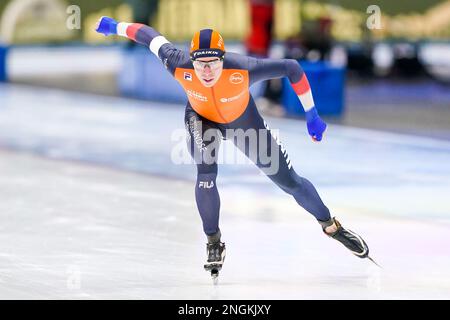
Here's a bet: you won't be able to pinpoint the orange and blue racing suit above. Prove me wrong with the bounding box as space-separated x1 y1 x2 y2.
97 19 331 236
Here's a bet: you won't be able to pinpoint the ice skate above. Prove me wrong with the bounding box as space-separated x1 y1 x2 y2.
322 217 378 265
204 241 226 284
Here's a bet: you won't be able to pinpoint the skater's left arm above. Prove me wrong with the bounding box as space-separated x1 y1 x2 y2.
249 57 327 142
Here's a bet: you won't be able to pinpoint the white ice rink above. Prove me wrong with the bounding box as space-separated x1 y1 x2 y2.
0 83 449 299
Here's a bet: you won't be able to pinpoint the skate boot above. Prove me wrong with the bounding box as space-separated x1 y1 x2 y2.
204 241 226 284
321 217 370 259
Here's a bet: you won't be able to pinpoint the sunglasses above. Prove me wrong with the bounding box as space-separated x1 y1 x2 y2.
192 58 224 69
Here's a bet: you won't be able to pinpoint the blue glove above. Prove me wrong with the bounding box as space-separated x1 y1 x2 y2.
305 107 327 142
95 16 118 36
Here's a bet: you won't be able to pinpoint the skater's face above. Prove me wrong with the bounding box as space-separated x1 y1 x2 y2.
192 57 224 87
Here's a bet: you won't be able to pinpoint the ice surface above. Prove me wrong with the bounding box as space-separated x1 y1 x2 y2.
0 83 449 299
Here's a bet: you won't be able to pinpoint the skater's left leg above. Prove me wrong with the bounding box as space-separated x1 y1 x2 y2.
227 100 371 259
228 99 331 223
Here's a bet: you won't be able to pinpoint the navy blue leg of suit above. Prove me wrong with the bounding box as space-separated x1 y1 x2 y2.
227 99 331 222
185 99 331 237
185 105 223 236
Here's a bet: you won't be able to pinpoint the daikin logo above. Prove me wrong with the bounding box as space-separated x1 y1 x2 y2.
193 50 219 57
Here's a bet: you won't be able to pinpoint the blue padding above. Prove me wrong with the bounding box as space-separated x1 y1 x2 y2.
0 45 8 82
118 46 265 105
282 61 346 116
118 47 187 104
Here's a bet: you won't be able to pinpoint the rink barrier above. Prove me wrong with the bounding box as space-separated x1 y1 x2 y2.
119 47 344 115
282 61 345 116
0 45 8 82
119 46 187 104
118 46 266 104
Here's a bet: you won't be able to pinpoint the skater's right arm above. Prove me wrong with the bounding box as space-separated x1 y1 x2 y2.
95 16 186 75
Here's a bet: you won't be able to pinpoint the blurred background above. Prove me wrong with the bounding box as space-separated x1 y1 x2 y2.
1 0 450 138
0 0 450 299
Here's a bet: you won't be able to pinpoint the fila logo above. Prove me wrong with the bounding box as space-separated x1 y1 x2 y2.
229 72 243 84
199 181 214 189
184 72 192 81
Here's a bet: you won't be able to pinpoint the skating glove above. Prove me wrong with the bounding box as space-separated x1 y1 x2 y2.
306 107 327 142
95 16 118 36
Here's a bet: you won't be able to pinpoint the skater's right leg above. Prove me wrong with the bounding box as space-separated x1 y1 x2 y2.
185 105 224 243
194 165 226 270
195 164 226 270
195 163 221 237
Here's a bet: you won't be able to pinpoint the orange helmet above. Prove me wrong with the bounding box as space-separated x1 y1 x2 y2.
190 29 225 60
